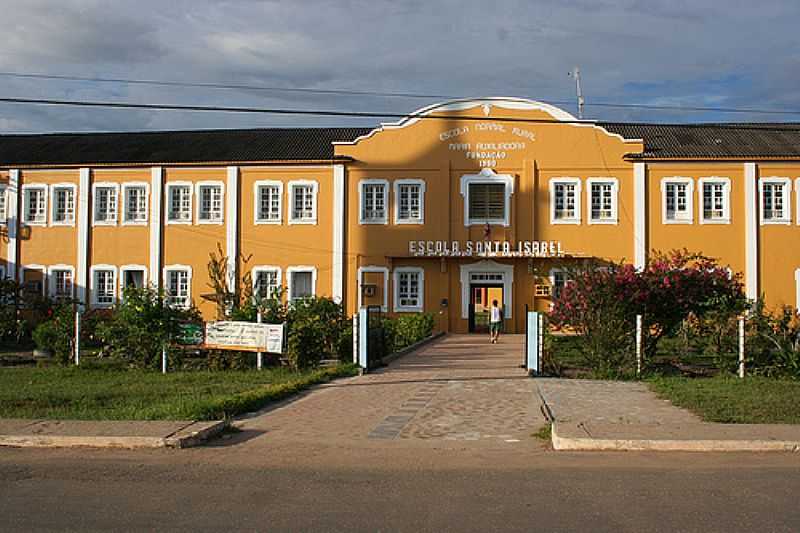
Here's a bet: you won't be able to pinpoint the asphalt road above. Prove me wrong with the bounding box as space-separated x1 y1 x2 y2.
1 442 799 532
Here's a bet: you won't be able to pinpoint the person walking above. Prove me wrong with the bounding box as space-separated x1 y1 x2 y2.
489 299 502 344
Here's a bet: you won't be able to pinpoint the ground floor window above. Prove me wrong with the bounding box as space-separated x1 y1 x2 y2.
164 266 192 308
253 267 281 300
288 267 316 301
91 266 117 308
394 267 424 312
48 266 74 301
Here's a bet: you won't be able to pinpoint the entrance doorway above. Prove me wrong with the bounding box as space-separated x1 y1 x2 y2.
468 284 503 333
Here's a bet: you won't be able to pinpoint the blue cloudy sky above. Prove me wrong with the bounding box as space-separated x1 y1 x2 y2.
0 0 798 133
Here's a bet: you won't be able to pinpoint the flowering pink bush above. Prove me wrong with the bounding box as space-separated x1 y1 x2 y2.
550 250 747 374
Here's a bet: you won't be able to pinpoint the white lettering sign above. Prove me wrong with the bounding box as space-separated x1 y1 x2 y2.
441 122 535 168
205 321 285 353
408 240 564 258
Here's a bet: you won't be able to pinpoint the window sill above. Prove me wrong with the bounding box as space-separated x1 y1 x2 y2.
587 219 618 225
165 219 193 225
254 219 283 225
394 218 425 225
760 219 792 226
465 219 509 227
358 219 389 225
662 219 694 225
699 219 731 225
197 219 224 225
49 221 76 228
550 218 580 225
288 219 317 225
92 220 118 227
121 220 149 227
393 306 423 313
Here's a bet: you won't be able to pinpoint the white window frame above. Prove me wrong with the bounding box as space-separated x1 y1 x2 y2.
253 180 283 225
90 265 118 308
460 168 514 227
357 266 389 312
288 180 318 225
586 177 619 225
22 264 47 297
49 183 77 227
358 179 389 225
252 266 282 300
660 177 694 224
287 266 317 301
163 265 193 309
21 184 48 226
119 264 148 296
195 180 225 225
759 177 791 225
797 178 800 227
0 184 7 224
165 181 193 225
796 268 800 312
393 266 424 313
121 182 150 226
394 179 426 225
92 182 119 226
548 268 573 301
47 264 75 301
698 176 731 225
549 177 582 225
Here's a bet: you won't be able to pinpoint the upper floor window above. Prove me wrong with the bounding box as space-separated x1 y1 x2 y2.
460 169 514 227
197 182 223 224
91 266 117 308
289 181 318 224
51 184 76 226
93 183 119 225
550 178 581 224
760 177 791 224
394 179 425 224
699 177 731 224
0 185 6 223
288 266 316 301
394 267 424 312
22 184 47 226
254 181 282 224
166 182 192 224
164 266 192 308
661 178 693 224
587 178 618 224
122 183 148 225
48 267 74 302
359 179 388 224
253 267 281 300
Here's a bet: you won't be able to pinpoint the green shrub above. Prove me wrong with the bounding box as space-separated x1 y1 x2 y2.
744 301 800 378
286 297 348 369
31 305 76 364
390 313 434 352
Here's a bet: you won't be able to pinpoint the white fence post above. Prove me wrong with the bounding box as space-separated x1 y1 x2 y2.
352 314 359 365
74 310 81 366
635 314 643 377
256 311 263 370
738 315 745 379
162 344 167 374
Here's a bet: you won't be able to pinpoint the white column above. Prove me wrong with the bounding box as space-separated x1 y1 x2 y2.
226 166 240 293
149 167 163 287
6 169 19 282
633 162 647 271
332 163 346 303
76 168 91 307
744 162 758 300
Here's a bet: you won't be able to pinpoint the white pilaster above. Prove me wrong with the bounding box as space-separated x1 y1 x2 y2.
332 163 345 303
226 166 239 293
6 170 19 281
744 162 758 300
633 162 647 270
76 168 91 307
149 167 163 287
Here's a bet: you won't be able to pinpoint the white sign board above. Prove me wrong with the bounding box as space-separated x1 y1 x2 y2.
205 321 284 353
409 240 564 258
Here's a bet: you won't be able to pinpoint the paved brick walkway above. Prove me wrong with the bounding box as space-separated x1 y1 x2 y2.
237 334 546 447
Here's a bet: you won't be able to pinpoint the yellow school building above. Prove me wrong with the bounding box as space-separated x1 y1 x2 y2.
1 97 799 333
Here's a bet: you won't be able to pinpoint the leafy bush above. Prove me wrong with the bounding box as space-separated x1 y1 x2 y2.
286 297 348 369
95 287 201 369
389 313 434 352
31 304 76 364
744 301 800 378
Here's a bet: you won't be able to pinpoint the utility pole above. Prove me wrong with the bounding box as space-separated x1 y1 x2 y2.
570 67 585 119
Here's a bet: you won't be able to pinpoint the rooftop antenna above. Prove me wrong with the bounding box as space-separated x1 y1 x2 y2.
569 67 585 119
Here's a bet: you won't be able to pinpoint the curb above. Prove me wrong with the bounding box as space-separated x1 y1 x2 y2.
550 421 800 453
0 420 228 450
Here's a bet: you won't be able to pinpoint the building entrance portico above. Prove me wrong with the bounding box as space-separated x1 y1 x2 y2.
459 259 514 333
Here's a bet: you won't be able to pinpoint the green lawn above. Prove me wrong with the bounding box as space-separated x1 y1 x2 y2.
649 375 800 424
0 364 358 421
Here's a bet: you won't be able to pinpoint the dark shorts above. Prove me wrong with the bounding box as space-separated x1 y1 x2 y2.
490 321 502 334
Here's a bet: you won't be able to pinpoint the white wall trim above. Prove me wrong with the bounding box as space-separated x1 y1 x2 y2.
459 168 514 227
119 264 148 296
195 180 225 225
393 178 426 225
226 167 239 293
287 180 319 225
163 264 193 309
698 176 732 225
6 169 19 281
76 168 90 306
287 265 317 301
659 176 694 225
459 259 514 319
586 176 619 225
46 264 75 299
633 162 647 270
252 265 283 299
795 268 800 312
48 182 77 227
357 178 389 225
89 264 118 308
91 182 120 226
120 181 150 226
796 178 800 227
744 163 758 300
149 167 163 287
393 266 425 313
165 181 193 225
758 176 792 225
548 177 582 225
357 266 389 312
20 183 48 226
332 164 345 303
253 179 283 225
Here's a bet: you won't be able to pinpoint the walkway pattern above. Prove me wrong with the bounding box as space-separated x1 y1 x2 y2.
239 335 546 447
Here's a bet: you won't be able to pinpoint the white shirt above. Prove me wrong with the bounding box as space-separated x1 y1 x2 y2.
490 306 502 323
